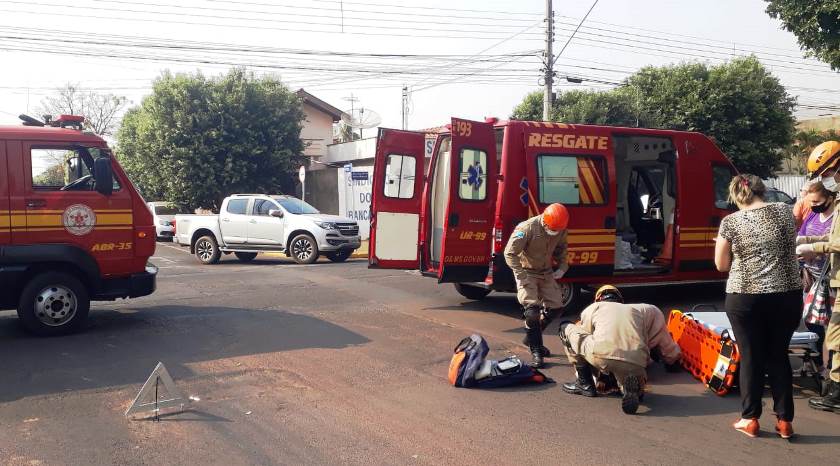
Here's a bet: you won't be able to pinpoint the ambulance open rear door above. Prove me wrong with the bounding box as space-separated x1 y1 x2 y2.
437 118 498 283
369 128 425 269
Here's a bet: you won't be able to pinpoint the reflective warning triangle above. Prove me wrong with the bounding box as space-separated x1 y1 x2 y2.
125 362 188 417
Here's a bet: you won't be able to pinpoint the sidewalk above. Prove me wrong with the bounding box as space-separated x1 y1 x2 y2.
351 240 369 258
263 240 368 259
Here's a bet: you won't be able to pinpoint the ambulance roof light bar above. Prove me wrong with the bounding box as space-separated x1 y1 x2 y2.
51 114 86 130
19 114 45 127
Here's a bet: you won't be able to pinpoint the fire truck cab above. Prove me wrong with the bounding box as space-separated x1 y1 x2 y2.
0 115 157 336
369 118 737 308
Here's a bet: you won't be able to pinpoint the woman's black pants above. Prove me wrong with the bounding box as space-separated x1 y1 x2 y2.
725 290 802 422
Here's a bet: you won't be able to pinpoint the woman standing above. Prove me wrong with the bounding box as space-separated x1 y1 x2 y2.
714 174 802 439
798 180 836 369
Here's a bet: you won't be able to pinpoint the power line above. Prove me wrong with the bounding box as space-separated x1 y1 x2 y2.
0 6 541 40
208 0 541 18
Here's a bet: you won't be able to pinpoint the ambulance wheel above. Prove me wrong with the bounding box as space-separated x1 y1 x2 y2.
234 252 258 262
558 282 584 311
454 283 491 300
195 235 221 264
17 272 90 336
290 234 319 264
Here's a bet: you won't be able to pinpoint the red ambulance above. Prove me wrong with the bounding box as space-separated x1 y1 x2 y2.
369 118 737 308
0 115 157 335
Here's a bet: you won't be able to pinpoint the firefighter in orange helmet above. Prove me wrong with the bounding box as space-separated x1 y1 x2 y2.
798 140 840 413
504 203 570 368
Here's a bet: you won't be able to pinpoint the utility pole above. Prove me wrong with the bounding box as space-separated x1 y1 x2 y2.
543 0 554 122
401 85 408 130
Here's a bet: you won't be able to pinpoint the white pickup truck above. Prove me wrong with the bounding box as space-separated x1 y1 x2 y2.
173 194 361 264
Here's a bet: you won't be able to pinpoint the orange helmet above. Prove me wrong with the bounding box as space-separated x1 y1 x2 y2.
807 141 840 177
542 203 569 231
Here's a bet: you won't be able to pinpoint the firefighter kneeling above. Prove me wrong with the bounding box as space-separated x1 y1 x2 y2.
504 203 570 368
558 285 682 414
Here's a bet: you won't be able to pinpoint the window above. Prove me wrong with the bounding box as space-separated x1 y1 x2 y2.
227 198 249 215
30 147 120 191
31 148 92 190
383 154 416 199
273 196 320 214
253 199 279 216
712 165 736 210
458 148 487 201
537 155 606 205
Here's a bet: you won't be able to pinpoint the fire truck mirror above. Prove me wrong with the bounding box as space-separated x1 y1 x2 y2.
94 157 114 196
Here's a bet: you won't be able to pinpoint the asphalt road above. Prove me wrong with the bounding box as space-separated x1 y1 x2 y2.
1 243 838 465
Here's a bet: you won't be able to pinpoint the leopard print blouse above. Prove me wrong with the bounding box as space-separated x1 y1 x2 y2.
718 203 801 294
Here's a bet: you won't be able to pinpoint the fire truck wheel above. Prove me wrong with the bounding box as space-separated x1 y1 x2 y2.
290 234 319 264
195 235 221 264
17 272 90 336
454 283 491 300
558 282 584 311
234 252 258 262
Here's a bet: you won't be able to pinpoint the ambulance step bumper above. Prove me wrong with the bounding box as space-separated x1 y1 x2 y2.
95 263 158 300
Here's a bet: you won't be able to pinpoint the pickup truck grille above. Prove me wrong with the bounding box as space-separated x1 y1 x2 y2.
336 223 359 236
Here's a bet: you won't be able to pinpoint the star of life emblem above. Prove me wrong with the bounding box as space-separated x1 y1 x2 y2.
63 204 96 236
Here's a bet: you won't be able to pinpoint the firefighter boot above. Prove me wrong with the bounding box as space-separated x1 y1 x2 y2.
562 363 597 397
526 327 545 368
524 306 545 368
809 380 840 413
620 375 642 415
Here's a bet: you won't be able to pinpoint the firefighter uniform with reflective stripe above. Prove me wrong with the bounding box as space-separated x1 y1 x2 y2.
562 301 681 381
504 215 569 365
504 215 568 309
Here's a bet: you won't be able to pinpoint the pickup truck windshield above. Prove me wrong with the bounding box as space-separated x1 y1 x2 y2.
274 197 320 214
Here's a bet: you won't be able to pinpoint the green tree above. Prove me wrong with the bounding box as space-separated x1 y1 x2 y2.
765 0 840 70
553 88 650 127
511 89 646 126
116 69 306 211
782 128 840 174
510 57 796 178
627 57 796 177
510 90 544 121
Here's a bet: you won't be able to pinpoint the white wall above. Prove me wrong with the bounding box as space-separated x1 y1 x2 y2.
338 165 374 240
325 138 377 165
764 175 808 199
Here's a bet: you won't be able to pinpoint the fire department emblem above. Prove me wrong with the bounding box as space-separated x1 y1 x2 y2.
63 204 96 236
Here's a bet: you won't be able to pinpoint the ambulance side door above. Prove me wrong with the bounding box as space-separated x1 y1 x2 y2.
524 128 616 278
674 134 733 273
369 128 426 269
437 118 498 283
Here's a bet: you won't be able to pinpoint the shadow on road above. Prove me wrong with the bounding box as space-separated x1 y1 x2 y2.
427 282 726 317
642 392 740 417
0 305 370 403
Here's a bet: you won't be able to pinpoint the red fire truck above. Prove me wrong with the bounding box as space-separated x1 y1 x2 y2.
369 118 737 308
0 115 157 335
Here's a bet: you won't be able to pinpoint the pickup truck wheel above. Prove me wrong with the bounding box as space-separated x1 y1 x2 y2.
326 250 351 262
235 252 258 262
195 235 221 264
17 272 90 336
454 283 491 300
290 234 318 264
